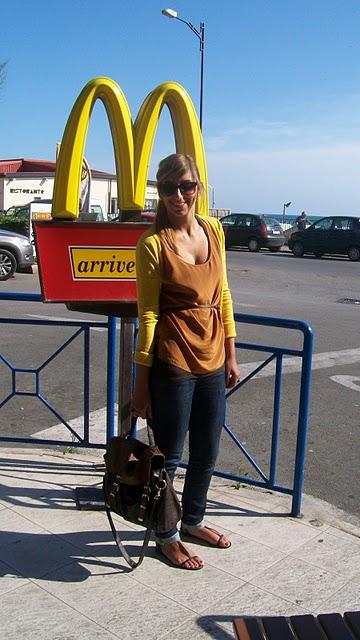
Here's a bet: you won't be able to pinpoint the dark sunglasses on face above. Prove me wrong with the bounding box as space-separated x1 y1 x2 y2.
158 180 197 197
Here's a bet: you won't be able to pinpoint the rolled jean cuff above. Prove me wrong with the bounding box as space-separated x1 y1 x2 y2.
154 530 180 545
181 519 205 532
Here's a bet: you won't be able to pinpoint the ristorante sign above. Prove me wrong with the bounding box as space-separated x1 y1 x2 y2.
10 188 45 195
34 76 208 304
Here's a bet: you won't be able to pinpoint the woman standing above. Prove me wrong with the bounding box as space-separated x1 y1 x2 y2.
131 153 240 570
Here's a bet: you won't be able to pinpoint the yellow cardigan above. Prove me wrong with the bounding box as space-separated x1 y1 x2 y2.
134 216 236 367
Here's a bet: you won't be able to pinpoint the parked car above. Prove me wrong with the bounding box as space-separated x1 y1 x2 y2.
0 228 34 280
220 213 285 252
288 216 360 261
4 204 29 217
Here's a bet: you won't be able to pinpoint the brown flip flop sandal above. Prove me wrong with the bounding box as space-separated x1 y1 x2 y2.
156 541 203 570
180 525 232 548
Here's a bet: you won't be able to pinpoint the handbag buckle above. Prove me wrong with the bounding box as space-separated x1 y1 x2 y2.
154 477 167 500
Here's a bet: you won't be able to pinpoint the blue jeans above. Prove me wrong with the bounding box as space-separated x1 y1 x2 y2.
149 359 226 544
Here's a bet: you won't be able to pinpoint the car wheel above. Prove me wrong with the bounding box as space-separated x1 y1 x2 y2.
348 246 360 261
248 237 259 252
314 252 323 258
0 249 16 280
292 241 304 257
269 246 281 253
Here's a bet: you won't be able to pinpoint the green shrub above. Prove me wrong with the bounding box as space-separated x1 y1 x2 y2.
0 215 29 237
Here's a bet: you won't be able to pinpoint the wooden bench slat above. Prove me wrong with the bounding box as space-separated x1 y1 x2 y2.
233 617 264 640
344 612 360 639
262 616 295 639
233 611 360 639
290 614 327 640
318 613 356 640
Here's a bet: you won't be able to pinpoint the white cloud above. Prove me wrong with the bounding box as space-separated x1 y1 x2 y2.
206 121 306 152
206 143 360 215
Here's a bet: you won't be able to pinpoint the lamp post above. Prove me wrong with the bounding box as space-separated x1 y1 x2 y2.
162 8 205 130
282 201 291 224
208 183 215 209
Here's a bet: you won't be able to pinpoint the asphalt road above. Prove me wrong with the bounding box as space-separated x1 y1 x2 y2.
222 247 360 525
1 250 359 525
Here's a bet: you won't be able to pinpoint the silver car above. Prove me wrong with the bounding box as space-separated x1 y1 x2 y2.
0 228 34 280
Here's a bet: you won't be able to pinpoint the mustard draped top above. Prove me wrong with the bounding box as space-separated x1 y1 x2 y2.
134 216 236 374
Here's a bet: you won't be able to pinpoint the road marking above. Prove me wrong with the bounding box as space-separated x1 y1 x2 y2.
32 407 146 444
233 302 258 308
330 375 360 392
241 347 360 379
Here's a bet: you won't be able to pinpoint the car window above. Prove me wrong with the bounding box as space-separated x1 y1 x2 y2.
333 220 343 230
221 215 238 226
14 207 30 217
237 216 250 227
237 215 256 227
263 217 280 226
333 218 352 231
312 217 333 231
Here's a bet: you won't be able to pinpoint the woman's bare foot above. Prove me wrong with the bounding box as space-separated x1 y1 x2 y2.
156 540 204 570
181 525 231 548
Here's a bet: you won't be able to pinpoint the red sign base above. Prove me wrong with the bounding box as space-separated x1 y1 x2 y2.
34 221 149 313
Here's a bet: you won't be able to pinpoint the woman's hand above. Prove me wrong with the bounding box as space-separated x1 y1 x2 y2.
131 364 152 419
225 359 241 388
224 337 240 388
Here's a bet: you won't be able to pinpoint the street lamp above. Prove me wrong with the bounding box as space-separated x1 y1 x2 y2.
282 201 291 224
208 183 215 208
162 8 205 130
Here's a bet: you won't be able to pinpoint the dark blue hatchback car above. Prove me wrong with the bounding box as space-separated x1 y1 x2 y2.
288 216 360 261
220 213 285 252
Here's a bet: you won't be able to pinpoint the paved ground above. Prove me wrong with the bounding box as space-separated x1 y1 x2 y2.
0 447 359 639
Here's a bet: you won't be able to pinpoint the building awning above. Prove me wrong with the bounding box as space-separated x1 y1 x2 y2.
0 159 57 173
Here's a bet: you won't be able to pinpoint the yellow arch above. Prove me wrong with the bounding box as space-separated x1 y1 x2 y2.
52 77 208 219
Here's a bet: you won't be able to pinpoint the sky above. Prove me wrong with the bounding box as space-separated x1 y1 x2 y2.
1 0 360 217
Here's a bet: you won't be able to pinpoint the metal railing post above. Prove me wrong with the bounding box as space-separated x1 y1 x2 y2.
291 324 314 516
106 315 117 442
118 317 136 436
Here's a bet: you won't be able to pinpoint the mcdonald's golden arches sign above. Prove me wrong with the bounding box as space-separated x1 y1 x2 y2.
34 77 208 303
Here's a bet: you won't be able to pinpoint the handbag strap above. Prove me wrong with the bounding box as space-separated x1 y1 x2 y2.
103 477 162 570
104 503 153 569
146 419 156 447
105 417 161 568
125 416 156 448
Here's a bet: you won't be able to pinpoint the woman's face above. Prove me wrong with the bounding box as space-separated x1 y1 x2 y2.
158 170 198 222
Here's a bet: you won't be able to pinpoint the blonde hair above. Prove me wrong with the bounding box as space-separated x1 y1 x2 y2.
155 153 203 232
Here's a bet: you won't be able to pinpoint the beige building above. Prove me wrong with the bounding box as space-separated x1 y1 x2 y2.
0 158 158 217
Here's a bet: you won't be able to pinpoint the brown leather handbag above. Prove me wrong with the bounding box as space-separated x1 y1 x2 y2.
103 428 182 569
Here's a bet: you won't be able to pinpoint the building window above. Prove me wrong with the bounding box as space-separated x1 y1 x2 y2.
111 198 118 214
145 198 157 210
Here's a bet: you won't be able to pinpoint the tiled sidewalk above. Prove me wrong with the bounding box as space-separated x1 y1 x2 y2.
0 448 359 639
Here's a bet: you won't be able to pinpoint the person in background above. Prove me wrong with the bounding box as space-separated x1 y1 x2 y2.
131 153 240 570
296 211 309 231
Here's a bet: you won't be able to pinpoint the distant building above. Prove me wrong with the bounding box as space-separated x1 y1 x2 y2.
0 158 158 215
209 208 231 219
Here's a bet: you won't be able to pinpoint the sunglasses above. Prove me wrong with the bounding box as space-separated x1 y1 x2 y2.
158 180 197 197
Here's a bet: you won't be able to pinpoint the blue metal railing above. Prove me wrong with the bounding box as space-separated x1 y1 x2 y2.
0 294 313 515
0 292 117 448
210 313 314 516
